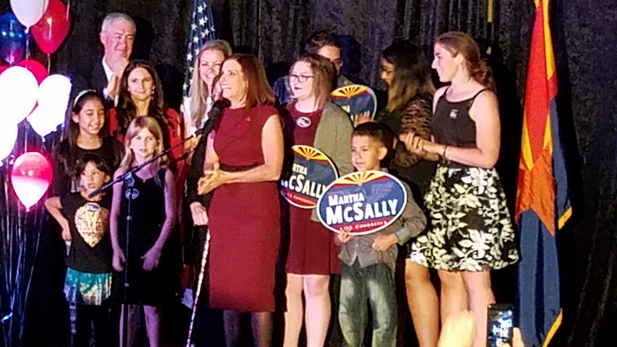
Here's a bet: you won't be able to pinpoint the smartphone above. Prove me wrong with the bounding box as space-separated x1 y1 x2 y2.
487 304 514 347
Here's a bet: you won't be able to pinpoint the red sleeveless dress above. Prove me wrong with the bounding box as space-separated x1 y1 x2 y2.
208 105 281 312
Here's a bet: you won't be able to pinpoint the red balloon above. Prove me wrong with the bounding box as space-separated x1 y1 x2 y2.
31 0 71 54
11 152 52 211
17 59 48 84
0 65 7 75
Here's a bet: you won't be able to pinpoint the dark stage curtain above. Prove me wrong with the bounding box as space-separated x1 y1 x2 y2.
550 0 617 346
0 0 614 346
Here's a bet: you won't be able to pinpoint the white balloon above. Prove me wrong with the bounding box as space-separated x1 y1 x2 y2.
10 0 49 28
27 106 57 136
0 66 38 124
38 74 71 114
28 74 71 136
0 123 18 160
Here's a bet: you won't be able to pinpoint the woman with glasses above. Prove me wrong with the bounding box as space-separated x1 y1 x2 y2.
273 30 353 106
280 53 354 347
375 40 440 347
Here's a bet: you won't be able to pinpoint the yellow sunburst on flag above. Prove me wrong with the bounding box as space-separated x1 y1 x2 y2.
292 145 329 161
337 171 384 186
331 85 368 98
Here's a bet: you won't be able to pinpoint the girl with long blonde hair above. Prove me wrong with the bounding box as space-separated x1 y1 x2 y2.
110 116 178 347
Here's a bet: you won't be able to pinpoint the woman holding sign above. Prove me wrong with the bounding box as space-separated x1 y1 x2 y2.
196 54 284 347
400 32 519 347
280 53 354 347
375 40 441 347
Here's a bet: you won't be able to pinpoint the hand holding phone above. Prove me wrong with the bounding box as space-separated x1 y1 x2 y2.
487 304 514 347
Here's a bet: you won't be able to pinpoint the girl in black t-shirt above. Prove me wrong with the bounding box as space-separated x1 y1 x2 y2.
45 154 113 347
53 90 124 196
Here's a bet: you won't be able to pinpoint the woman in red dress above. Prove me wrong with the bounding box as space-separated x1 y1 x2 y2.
197 54 284 347
108 60 183 172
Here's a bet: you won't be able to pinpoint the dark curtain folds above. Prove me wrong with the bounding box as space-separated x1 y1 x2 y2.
0 0 614 346
552 0 617 346
230 0 494 88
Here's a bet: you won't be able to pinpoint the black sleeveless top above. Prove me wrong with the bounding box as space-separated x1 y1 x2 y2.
432 89 488 148
120 169 166 256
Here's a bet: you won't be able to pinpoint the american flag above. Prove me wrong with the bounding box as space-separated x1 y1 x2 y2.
183 0 217 96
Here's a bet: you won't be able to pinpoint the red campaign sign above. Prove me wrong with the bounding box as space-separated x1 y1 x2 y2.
317 171 407 235
280 145 338 209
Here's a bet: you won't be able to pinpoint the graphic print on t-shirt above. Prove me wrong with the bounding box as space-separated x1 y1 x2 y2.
74 202 109 247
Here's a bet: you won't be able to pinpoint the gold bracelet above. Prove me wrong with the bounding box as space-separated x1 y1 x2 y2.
442 145 448 158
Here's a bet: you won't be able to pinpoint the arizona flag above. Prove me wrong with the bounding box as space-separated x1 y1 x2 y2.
515 0 572 346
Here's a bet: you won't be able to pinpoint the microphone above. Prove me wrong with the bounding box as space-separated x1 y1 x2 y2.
195 98 231 137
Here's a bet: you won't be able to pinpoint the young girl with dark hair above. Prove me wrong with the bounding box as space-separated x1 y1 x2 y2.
45 154 114 347
53 90 124 196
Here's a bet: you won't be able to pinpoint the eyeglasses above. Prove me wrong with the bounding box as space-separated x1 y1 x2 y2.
289 74 314 83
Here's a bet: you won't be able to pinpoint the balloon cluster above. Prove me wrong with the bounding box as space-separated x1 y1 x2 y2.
0 0 70 66
0 65 71 139
0 0 72 210
0 66 68 211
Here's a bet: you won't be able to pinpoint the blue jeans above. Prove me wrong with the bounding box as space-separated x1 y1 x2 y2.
339 261 397 347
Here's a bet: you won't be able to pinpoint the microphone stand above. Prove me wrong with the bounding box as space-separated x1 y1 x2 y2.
90 130 205 347
185 229 210 347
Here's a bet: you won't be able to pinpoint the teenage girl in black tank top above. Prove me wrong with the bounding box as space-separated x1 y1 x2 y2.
400 32 519 347
431 88 486 158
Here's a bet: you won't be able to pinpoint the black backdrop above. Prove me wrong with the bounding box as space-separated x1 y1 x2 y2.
0 0 614 346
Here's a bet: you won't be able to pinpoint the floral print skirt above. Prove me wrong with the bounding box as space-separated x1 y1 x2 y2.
409 164 519 272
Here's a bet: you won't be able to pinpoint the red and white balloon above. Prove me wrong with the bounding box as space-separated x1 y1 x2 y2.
11 152 53 211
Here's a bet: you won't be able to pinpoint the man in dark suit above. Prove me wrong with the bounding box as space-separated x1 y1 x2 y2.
71 13 135 105
68 13 135 133
94 13 136 101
